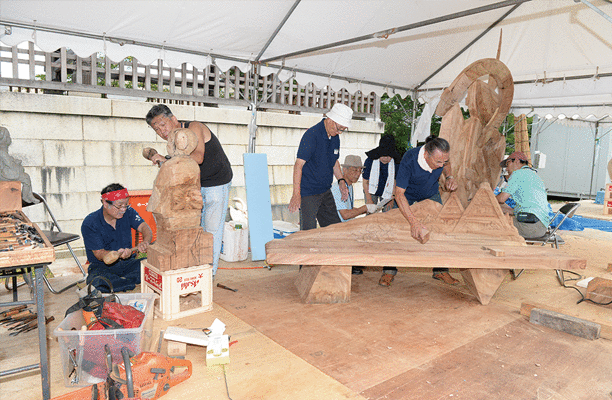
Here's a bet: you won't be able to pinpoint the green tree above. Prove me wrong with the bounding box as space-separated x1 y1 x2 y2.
379 93 417 156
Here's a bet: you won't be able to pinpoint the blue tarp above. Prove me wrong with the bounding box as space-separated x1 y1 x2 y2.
492 187 612 232
548 206 612 232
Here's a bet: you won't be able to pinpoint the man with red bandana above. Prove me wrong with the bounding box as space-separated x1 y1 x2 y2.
81 183 153 292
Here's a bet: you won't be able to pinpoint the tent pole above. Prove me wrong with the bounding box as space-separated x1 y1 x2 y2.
410 90 417 146
415 3 522 90
260 0 531 64
248 63 259 153
255 0 302 62
578 0 612 25
589 121 600 198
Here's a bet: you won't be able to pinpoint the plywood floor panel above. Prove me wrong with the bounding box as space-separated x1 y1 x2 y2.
362 318 612 400
213 270 522 393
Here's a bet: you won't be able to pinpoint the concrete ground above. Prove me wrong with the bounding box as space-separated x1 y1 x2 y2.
1 199 611 399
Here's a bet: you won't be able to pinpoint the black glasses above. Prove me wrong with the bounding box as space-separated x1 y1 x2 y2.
107 201 130 211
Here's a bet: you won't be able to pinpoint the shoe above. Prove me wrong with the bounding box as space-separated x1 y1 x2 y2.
379 273 395 287
432 272 459 285
352 267 363 275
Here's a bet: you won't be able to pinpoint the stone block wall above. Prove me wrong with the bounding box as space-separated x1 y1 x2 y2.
0 91 383 257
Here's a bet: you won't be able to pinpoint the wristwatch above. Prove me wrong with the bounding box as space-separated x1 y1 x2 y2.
338 178 347 185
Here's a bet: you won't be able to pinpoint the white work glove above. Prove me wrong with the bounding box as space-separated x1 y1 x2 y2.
366 204 378 214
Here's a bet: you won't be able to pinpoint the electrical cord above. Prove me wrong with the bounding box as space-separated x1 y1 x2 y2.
558 269 612 306
223 364 233 400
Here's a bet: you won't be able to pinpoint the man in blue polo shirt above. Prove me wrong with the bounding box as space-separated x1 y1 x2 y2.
379 136 459 287
289 103 353 230
81 183 153 292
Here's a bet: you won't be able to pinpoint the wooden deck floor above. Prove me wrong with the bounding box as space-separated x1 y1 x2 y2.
2 220 612 399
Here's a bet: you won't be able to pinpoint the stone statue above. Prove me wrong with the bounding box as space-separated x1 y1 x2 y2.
0 126 39 204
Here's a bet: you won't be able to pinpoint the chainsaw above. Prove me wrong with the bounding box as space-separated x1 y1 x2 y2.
52 346 192 400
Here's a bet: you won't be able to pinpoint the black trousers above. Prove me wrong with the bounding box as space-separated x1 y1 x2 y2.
299 190 341 231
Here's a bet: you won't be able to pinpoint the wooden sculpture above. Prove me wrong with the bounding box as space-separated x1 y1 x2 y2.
435 58 513 208
266 183 585 305
146 128 212 271
0 127 39 204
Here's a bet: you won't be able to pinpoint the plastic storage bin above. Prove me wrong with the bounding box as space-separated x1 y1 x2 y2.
273 220 299 239
53 293 156 387
220 221 249 262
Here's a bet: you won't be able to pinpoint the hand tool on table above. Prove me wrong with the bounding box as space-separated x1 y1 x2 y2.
0 244 39 252
3 313 36 326
9 316 54 336
51 347 193 400
103 246 139 265
217 283 238 292
0 304 27 318
7 315 39 330
0 309 34 323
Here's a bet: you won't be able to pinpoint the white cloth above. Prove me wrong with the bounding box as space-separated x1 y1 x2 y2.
417 146 433 173
412 95 441 148
369 159 395 200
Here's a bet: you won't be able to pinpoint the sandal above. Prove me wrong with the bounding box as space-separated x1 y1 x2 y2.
378 273 395 287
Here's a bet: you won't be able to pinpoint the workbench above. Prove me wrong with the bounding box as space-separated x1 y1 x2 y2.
266 185 587 305
0 263 53 399
0 181 55 400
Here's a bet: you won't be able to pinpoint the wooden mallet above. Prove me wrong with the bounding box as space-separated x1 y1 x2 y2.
103 247 138 265
143 147 163 167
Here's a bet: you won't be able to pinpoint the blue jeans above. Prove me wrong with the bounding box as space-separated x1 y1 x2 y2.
201 182 231 276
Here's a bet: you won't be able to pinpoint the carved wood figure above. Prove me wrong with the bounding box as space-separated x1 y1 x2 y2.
435 58 513 208
0 127 38 204
267 58 586 306
266 183 586 305
146 128 212 271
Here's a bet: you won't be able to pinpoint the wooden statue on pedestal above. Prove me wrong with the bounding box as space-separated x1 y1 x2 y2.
145 128 212 271
0 127 39 204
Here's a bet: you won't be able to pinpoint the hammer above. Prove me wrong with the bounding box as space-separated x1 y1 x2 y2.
143 147 163 167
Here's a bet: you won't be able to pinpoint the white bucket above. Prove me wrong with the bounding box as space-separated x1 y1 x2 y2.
220 221 249 262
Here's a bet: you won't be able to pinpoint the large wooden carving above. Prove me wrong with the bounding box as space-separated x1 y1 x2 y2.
266 183 586 305
435 58 513 208
146 129 212 271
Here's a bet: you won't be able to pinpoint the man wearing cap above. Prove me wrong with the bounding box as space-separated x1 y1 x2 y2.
363 135 402 210
81 183 153 293
330 155 377 275
331 155 378 222
496 151 550 238
289 103 353 230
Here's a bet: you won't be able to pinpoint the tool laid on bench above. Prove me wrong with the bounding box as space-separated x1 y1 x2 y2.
52 346 192 400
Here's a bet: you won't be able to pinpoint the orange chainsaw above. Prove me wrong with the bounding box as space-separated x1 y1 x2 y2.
52 346 192 400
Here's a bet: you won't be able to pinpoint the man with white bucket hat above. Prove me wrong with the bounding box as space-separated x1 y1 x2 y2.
289 103 353 231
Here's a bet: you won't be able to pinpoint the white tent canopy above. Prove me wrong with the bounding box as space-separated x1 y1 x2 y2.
2 0 612 117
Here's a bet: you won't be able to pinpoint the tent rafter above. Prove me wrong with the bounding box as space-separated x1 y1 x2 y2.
255 0 301 62
414 3 523 90
258 0 532 64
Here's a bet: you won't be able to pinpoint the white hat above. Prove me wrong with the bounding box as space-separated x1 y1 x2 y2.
326 103 353 129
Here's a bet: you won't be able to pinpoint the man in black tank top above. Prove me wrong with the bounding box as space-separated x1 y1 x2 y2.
146 104 233 277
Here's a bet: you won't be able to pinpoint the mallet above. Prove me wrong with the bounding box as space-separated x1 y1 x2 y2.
143 147 163 167
103 247 138 265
